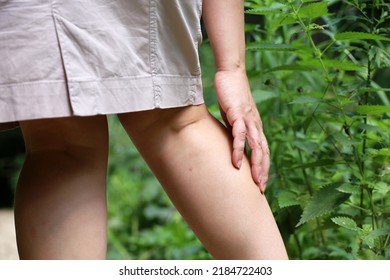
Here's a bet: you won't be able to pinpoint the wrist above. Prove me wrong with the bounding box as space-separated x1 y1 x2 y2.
216 62 246 74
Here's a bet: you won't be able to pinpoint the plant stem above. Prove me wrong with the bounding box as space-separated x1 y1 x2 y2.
383 235 390 252
345 202 370 212
286 104 314 195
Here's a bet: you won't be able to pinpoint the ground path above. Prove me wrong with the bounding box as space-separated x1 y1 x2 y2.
0 209 18 259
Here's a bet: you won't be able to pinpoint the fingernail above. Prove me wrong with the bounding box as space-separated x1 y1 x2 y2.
261 180 267 194
258 183 264 194
257 176 263 192
237 160 242 169
260 188 264 195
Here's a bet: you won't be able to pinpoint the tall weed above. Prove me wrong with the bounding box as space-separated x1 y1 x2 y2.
244 0 390 259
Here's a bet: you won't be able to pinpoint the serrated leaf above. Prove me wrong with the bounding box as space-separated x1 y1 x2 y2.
292 158 335 169
356 124 386 132
245 7 285 15
366 228 390 239
356 105 390 115
274 15 297 26
359 225 375 249
335 32 390 42
357 87 390 94
358 224 373 239
331 216 358 231
278 190 300 208
372 182 390 196
332 132 356 146
252 90 278 103
337 183 360 195
377 148 390 156
247 43 297 52
264 64 313 73
298 59 363 71
290 95 322 104
296 184 350 227
293 140 317 154
358 226 390 250
245 2 286 15
298 2 328 20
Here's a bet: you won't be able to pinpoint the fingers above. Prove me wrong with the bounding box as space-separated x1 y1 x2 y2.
237 121 270 193
232 119 246 169
261 140 270 192
249 133 270 193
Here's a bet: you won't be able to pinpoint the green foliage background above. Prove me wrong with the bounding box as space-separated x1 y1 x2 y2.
243 0 390 259
107 0 390 260
0 0 389 259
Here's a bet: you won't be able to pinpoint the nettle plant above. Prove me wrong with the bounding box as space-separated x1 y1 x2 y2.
244 0 390 259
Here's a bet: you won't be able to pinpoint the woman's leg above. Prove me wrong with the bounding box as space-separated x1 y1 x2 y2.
118 105 288 259
15 116 109 259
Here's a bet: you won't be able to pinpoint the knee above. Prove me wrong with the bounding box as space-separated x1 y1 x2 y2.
20 116 109 165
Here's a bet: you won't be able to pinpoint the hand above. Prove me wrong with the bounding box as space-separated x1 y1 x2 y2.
214 69 270 193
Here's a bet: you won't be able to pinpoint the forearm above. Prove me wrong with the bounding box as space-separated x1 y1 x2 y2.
202 0 246 72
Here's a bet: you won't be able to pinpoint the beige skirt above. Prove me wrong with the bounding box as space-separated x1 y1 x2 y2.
0 0 204 125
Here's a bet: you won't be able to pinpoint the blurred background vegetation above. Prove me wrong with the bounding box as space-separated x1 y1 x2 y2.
0 0 389 259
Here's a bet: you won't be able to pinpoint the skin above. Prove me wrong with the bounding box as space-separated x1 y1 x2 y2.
118 105 287 259
15 116 109 259
13 0 288 259
203 0 270 192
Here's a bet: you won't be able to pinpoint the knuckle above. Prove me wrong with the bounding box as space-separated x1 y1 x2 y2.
234 130 246 140
248 138 261 149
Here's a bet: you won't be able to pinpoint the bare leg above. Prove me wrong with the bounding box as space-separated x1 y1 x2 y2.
119 105 288 259
15 116 108 259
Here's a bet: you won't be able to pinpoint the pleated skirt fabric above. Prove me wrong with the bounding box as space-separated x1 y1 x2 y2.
0 0 204 123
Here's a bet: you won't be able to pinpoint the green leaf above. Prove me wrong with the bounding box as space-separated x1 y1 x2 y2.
296 183 350 227
366 228 390 239
274 15 298 27
298 2 328 20
335 32 390 42
293 140 317 154
331 216 358 231
377 148 390 156
290 95 322 104
332 132 358 146
356 124 386 133
298 59 363 71
292 158 335 169
278 190 300 208
372 182 390 196
252 90 279 103
359 227 390 251
337 183 360 195
245 7 284 15
356 105 390 115
359 225 375 248
245 2 286 15
357 87 390 94
358 224 373 240
264 64 313 73
246 43 297 52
